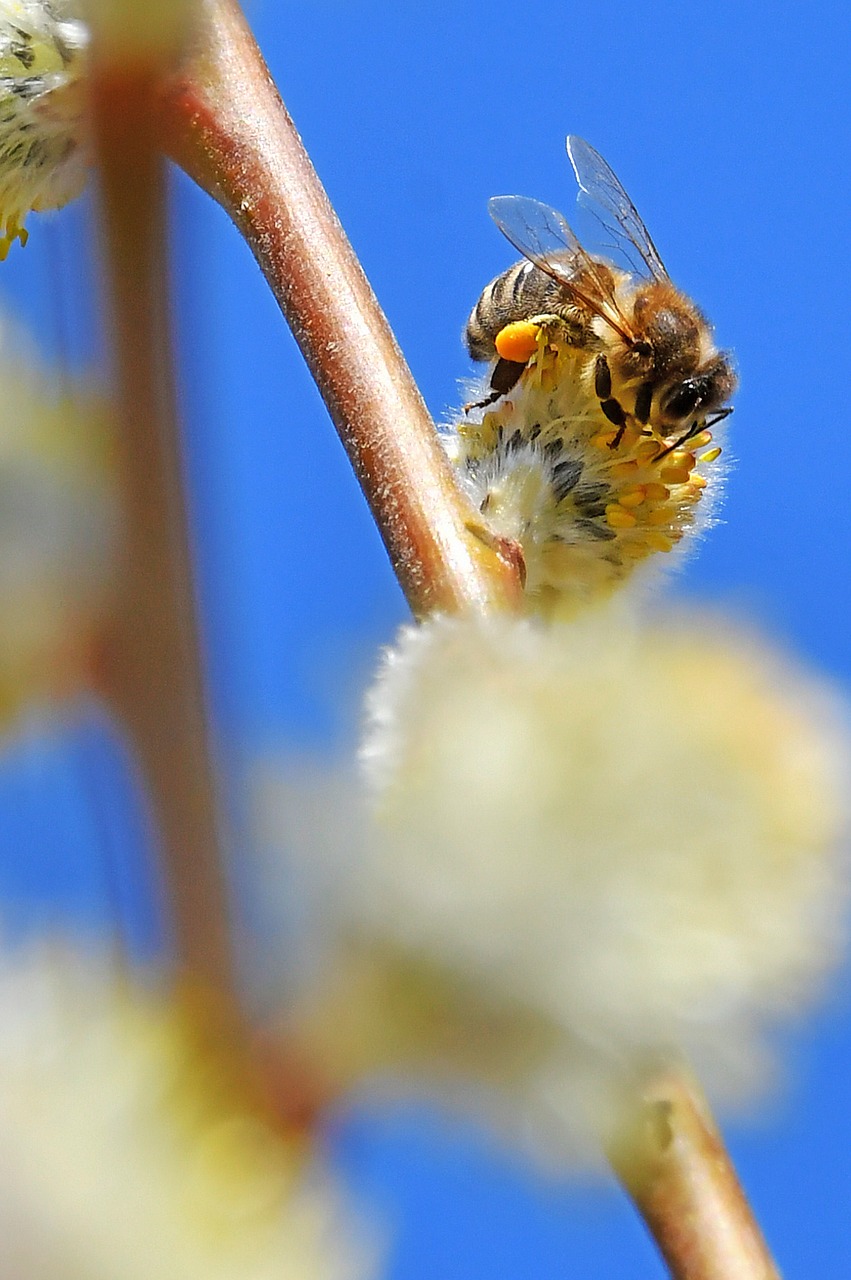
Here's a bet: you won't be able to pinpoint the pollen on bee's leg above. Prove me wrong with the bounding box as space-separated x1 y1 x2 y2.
494 321 541 364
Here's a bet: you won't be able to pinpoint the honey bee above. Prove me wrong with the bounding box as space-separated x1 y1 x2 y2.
450 138 736 616
466 136 735 453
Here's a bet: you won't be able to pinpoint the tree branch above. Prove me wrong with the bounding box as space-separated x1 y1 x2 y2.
159 0 523 618
608 1065 780 1280
88 36 238 1014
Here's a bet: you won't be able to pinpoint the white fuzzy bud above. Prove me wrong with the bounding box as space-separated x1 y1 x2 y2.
0 947 367 1280
351 608 849 1153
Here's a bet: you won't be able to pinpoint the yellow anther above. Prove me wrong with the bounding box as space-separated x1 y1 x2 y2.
690 474 708 490
647 507 673 526
494 320 541 364
636 440 662 463
669 451 696 469
606 505 637 529
659 466 691 486
643 482 670 502
699 446 722 463
690 430 712 448
645 531 674 552
618 486 646 508
610 460 639 479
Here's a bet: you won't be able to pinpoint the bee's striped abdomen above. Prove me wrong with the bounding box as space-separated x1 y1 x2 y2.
465 260 568 362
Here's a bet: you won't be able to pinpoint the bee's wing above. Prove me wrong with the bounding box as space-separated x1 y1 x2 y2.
487 194 634 341
566 136 669 284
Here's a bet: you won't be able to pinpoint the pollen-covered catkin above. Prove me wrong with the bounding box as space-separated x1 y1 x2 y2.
446 340 728 618
0 1 88 254
353 609 849 1151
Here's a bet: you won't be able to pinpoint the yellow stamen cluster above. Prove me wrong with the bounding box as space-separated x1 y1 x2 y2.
593 434 717 555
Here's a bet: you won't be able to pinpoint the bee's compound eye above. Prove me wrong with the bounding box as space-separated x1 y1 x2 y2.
662 380 702 420
494 321 541 364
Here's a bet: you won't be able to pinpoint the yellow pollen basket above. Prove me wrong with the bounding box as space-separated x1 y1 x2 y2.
494 320 541 364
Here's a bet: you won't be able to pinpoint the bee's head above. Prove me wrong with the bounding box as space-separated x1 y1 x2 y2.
658 353 737 431
612 283 736 431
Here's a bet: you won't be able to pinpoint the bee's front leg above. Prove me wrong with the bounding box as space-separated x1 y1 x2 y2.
594 353 633 449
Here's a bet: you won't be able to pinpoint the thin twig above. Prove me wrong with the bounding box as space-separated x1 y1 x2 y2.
159 0 523 619
88 40 237 1015
608 1065 781 1279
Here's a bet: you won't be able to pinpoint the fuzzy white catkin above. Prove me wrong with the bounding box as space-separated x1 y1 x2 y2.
0 1 89 247
357 609 849 1132
0 0 198 251
0 947 368 1280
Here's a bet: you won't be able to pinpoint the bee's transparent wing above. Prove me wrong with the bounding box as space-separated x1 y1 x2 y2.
566 135 669 284
487 194 634 340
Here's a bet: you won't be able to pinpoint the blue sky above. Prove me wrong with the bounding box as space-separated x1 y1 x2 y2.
1 2 851 1276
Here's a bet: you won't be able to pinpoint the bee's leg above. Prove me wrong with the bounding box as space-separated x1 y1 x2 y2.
464 314 576 413
464 358 526 413
594 354 631 448
634 381 654 425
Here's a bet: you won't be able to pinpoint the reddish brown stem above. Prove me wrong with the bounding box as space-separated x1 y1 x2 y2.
89 53 237 1013
159 0 522 618
608 1066 781 1280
